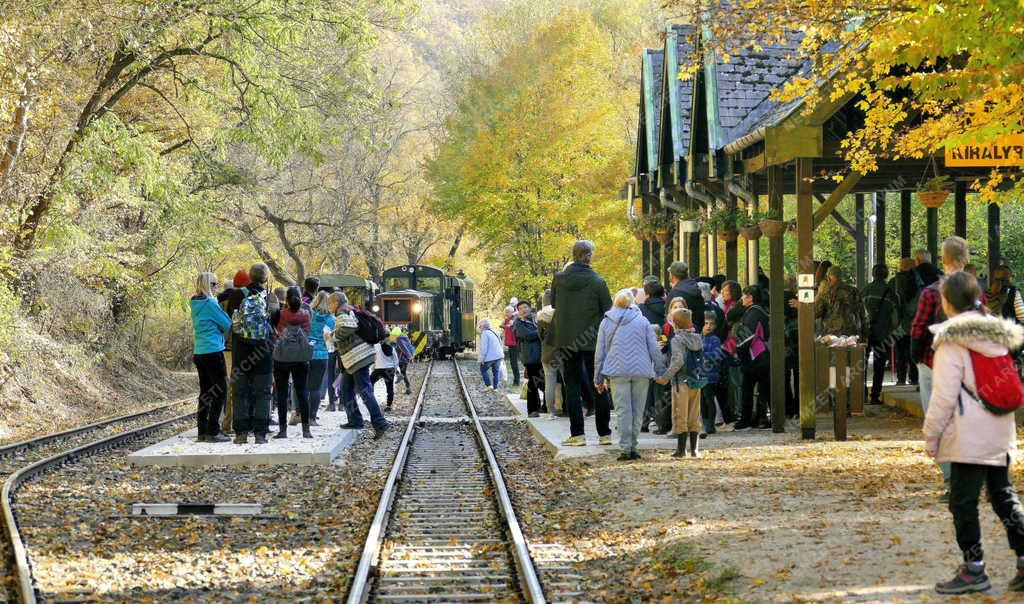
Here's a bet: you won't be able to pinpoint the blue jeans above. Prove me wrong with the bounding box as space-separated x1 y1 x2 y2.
481 360 500 387
610 376 649 454
918 363 951 481
339 365 388 428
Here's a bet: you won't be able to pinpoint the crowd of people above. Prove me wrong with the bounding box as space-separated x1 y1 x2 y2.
188 263 417 445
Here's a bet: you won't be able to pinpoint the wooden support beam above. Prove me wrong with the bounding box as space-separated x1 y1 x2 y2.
812 171 863 228
725 196 738 280
664 229 675 284
688 230 700 273
954 180 967 238
900 190 912 258
747 195 759 286
768 166 786 433
855 194 865 289
797 158 816 440
641 196 651 276
989 203 1001 277
743 152 766 174
813 193 856 236
927 207 938 262
875 192 887 267
652 240 662 283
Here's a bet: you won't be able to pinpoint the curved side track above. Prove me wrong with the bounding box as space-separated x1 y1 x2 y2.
347 360 546 604
2 411 195 604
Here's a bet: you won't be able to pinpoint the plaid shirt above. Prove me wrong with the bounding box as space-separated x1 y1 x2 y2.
909 277 987 367
910 283 941 367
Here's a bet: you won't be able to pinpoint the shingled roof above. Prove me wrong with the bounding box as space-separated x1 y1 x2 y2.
662 24 697 165
704 31 806 153
636 48 664 175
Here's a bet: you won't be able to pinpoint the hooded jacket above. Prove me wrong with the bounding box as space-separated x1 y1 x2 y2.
593 305 665 382
547 262 612 350
923 311 1024 466
513 314 542 365
190 295 232 355
666 279 706 333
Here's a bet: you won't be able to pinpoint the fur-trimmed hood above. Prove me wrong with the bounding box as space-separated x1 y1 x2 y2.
930 310 1024 356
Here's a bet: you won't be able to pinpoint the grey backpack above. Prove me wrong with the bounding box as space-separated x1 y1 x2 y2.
273 323 313 363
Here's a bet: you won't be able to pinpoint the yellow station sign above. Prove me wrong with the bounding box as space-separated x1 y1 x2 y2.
945 133 1024 167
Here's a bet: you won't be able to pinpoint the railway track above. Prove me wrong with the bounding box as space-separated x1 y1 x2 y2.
348 359 545 603
1 402 195 604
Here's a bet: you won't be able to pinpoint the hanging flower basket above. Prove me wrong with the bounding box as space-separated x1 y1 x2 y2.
759 219 786 238
632 228 645 241
739 225 762 240
678 220 700 233
654 228 672 245
719 227 739 242
919 190 950 209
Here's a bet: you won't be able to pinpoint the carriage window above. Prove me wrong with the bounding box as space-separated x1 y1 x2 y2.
418 276 443 294
384 299 412 323
385 277 410 291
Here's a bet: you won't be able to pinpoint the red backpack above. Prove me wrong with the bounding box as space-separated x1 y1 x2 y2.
963 351 1024 415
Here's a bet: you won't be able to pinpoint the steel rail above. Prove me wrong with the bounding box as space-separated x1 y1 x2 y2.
2 411 195 604
347 360 434 604
452 360 546 604
0 398 191 459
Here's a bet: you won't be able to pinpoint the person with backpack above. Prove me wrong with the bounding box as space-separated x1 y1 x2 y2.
700 312 723 436
271 287 313 439
394 327 415 395
226 263 277 444
306 291 335 426
892 258 921 386
218 268 252 435
730 286 771 430
923 271 1024 595
478 318 504 389
370 333 400 411
862 264 898 405
190 272 232 443
655 307 704 457
332 294 390 438
987 265 1024 323
593 289 664 460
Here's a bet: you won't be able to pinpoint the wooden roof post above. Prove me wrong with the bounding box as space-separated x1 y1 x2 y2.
900 190 912 259
954 180 967 238
747 195 760 287
926 205 938 262
768 166 786 432
796 157 817 439
874 192 887 269
855 193 866 289
641 194 651 276
707 204 718 276
989 202 1001 278
725 196 739 280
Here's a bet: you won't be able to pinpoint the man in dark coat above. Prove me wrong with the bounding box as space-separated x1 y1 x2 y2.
639 280 666 327
665 261 705 333
548 240 613 446
862 264 898 404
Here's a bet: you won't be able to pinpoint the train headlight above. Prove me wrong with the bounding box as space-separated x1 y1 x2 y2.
412 302 423 314
371 304 380 313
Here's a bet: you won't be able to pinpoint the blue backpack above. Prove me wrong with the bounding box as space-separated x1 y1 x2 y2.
684 347 709 389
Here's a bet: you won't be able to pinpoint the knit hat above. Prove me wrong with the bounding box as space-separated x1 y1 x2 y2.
233 269 252 288
390 327 402 338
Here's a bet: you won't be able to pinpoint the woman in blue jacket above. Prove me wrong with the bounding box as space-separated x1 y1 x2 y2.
190 272 232 443
306 291 336 425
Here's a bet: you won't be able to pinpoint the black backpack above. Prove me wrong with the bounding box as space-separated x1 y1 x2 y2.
353 306 388 344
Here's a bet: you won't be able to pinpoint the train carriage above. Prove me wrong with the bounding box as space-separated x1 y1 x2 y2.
377 290 440 358
381 264 475 358
314 274 380 310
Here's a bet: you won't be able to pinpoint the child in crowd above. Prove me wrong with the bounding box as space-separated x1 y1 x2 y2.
656 308 705 458
700 312 723 436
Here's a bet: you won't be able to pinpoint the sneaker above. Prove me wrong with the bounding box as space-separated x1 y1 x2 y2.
699 432 708 439
342 422 365 429
373 424 389 440
254 433 268 445
598 435 612 446
1009 559 1024 591
288 412 300 426
653 428 670 435
756 421 772 430
733 421 752 431
302 429 313 439
233 433 248 445
528 412 540 418
935 563 990 594
561 436 586 447
630 450 642 460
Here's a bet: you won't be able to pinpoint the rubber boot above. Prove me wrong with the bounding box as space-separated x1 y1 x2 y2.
671 434 686 457
689 432 700 457
302 424 313 439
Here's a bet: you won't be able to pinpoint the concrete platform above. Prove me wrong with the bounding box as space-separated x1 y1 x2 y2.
881 384 923 418
128 410 360 467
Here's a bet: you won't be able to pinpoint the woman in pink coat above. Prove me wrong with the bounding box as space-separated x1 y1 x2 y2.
924 271 1024 595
